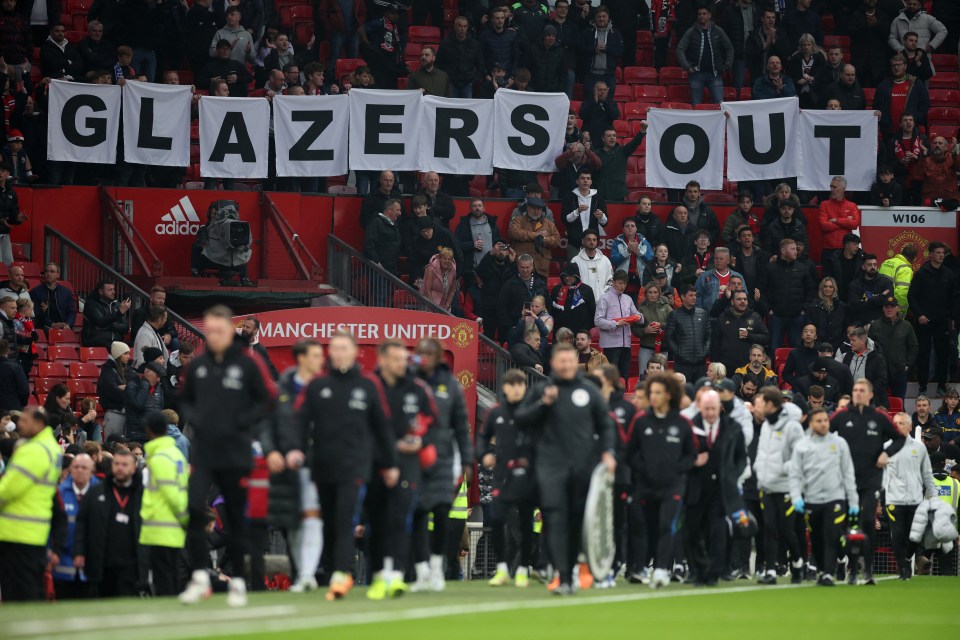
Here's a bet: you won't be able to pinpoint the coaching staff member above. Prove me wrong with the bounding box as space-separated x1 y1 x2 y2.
515 342 616 596
178 305 276 606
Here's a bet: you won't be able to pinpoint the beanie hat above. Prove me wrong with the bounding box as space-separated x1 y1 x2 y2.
111 341 131 359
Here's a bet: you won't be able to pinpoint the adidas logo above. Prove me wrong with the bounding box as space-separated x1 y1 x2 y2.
155 196 202 235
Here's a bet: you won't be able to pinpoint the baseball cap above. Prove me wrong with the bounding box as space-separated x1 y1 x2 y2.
694 377 714 391
144 361 166 376
882 295 898 307
653 267 667 279
921 425 943 439
811 357 830 373
716 378 737 394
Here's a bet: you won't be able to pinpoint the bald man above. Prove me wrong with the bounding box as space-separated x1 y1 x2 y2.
686 388 748 586
54 453 99 598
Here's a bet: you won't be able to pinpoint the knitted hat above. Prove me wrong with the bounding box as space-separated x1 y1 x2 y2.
142 347 164 363
111 341 131 359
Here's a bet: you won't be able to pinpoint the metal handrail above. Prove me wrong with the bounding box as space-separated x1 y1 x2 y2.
260 192 324 281
326 234 547 396
44 225 205 348
99 186 164 277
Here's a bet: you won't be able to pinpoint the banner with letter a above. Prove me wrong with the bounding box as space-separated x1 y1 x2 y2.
199 96 270 179
798 109 877 191
122 82 192 167
492 88 568 172
47 80 121 164
646 108 725 190
723 97 801 183
273 94 349 177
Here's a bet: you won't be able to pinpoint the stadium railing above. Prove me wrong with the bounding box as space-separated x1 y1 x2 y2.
44 225 205 349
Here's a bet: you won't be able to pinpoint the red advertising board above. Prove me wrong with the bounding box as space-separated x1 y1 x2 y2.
858 206 958 267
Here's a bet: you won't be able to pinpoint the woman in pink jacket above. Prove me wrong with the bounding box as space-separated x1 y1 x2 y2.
419 247 458 312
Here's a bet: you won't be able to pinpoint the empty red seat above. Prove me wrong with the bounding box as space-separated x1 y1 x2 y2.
658 67 688 85
928 72 959 90
660 101 692 110
926 106 960 126
35 378 63 394
694 103 721 110
613 120 630 136
627 156 645 175
626 174 645 189
68 378 97 398
48 328 79 345
703 192 736 204
931 53 959 70
613 84 633 101
823 35 850 52
37 361 68 379
47 345 80 362
629 120 647 136
633 84 666 102
408 26 441 43
622 102 646 120
70 362 100 379
79 346 109 363
774 348 792 371
628 189 667 202
623 66 658 85
929 89 960 106
288 5 313 19
667 84 691 101
335 58 365 81
293 21 313 44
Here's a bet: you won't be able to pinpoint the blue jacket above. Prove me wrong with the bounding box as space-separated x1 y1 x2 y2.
695 268 744 311
168 424 191 460
751 74 797 101
479 26 521 74
30 283 76 330
53 476 99 582
610 232 654 277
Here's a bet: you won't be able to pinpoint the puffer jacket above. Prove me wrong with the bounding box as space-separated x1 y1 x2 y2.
665 304 710 365
765 258 815 317
754 404 804 495
909 498 958 553
888 9 947 53
878 253 914 314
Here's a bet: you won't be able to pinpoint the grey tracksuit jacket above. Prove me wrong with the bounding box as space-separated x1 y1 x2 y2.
883 436 936 505
789 431 859 507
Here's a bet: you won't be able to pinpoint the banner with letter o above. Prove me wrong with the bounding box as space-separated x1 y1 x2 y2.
646 108 725 190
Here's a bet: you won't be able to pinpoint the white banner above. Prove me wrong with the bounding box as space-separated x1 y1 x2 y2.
723 97 802 183
199 96 270 179
645 108 725 190
122 82 191 167
273 94 349 177
419 96 494 175
798 109 878 191
348 89 423 171
47 80 121 164
492 89 568 172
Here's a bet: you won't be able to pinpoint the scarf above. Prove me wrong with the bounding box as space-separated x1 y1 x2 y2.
553 284 585 310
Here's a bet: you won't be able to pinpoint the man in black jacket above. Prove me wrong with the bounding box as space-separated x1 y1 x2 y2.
416 172 457 226
0 339 27 411
123 362 164 444
436 16 484 98
454 200 502 279
667 285 711 382
240 316 278 380
830 379 905 584
179 305 276 606
73 450 146 598
515 342 615 595
40 24 82 79
823 233 864 303
360 171 403 228
200 39 253 97
908 241 957 398
81 280 131 349
765 238 815 348
838 327 889 410
847 253 893 326
98 341 130 440
497 254 547 342
793 358 842 404
711 290 769 371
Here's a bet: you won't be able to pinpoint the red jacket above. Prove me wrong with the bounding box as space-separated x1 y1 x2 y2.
920 153 960 203
818 198 861 250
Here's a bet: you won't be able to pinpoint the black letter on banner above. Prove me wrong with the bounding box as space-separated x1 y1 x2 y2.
61 94 108 147
435 108 480 159
660 124 709 174
137 98 172 150
813 125 860 175
365 104 404 155
289 111 334 161
508 105 549 155
209 112 256 162
737 113 785 164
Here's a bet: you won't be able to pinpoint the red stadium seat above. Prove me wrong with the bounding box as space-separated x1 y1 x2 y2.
666 84 691 102
695 103 721 110
48 328 79 345
622 102 646 120
409 26 441 44
69 362 100 379
614 85 633 101
633 84 666 102
629 120 646 136
65 0 91 13
335 58 365 81
703 192 736 204
628 189 666 202
293 21 313 45
657 67 688 85
931 54 959 70
17 262 41 278
288 5 313 19
623 66 658 85
35 378 63 394
68 378 97 398
887 396 904 413
79 346 109 363
660 101 692 110
626 174 645 189
823 35 850 52
774 348 792 371
929 89 960 107
929 72 959 90
926 106 960 126
405 42 422 62
47 345 80 362
37 361 68 379
613 120 630 136
636 31 653 48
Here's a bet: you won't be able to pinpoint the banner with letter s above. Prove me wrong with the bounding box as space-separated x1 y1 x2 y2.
492 89 568 172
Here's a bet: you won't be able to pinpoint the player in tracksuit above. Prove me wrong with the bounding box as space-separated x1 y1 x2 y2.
883 412 937 580
477 369 538 588
829 378 905 585
515 342 616 596
789 408 859 587
286 332 400 601
366 339 440 600
626 372 698 589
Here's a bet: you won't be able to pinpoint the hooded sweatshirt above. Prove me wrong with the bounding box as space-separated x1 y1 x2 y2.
571 247 613 302
754 405 805 494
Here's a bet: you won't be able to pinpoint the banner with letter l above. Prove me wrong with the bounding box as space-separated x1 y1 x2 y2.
122 82 191 167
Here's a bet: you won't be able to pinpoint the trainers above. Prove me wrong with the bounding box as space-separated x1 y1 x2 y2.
553 583 574 596
488 570 510 587
651 568 670 589
817 574 835 587
179 570 212 605
410 562 431 593
899 567 911 581
367 574 387 600
325 572 354 601
863 573 876 586
227 577 247 608
289 576 318 593
671 564 687 583
515 568 529 589
626 570 647 584
547 576 561 592
578 563 594 590
758 572 777 585
386 575 408 598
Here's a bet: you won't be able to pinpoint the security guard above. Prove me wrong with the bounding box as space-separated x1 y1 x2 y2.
930 452 959 512
140 411 189 597
878 244 917 314
0 407 62 601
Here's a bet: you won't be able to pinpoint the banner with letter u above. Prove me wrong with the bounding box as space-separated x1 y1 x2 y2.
723 97 802 183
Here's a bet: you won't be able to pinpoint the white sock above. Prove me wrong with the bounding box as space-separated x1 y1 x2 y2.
516 566 528 577
383 556 395 575
191 569 210 587
298 517 323 582
430 555 444 574
415 561 430 581
497 562 509 574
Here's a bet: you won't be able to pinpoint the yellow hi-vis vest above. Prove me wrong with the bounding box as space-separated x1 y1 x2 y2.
933 474 960 512
0 427 61 546
533 508 542 534
139 436 189 548
879 253 914 313
449 480 469 520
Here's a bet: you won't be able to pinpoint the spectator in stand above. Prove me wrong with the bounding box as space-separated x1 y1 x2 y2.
793 362 841 405
594 270 641 379
634 196 665 248
318 0 362 85
723 191 761 253
497 253 547 342
81 280 131 349
562 168 607 258
812 44 844 107
878 243 917 315
646 246 682 301
595 123 646 203
283 62 301 89
262 33 296 81
711 289 769 371
637 282 672 372
416 172 456 226
786 33 826 108
552 139 601 199
901 31 935 82
868 295 918 400
0 265 31 302
581 5 623 96
239 317 278 381
695 247 743 313
0 161 24 266
455 199 501 280
133 305 170 369
419 247 458 313
112 44 138 82
525 25 565 93
611 217 654 294
731 226 769 296
0 339 27 411
870 164 904 207
578 81 619 149
78 20 114 74
760 182 806 229
30 262 74 331
550 0 580 97
664 206 698 264
130 287 179 353
745 8 792 84
889 0 947 55
510 326 545 372
363 198 403 280
804 277 848 354
549 262 596 336
915 135 960 207
732 344 778 388
436 16 483 99
678 180 721 244
208 7 255 65
3 132 35 185
479 7 520 76
0 0 31 76
822 233 863 302
752 55 797 100
909 241 956 398
200 39 253 97
408 46 450 96
124 361 165 444
185 0 218 78
716 0 761 97
359 171 402 228
818 176 862 265
676 3 734 106
508 197 559 278
821 64 867 110
666 284 711 381
0 295 18 351
765 196 807 256
571 229 613 302
782 0 823 48
98 341 130 440
40 23 82 80
573 328 608 372
847 253 894 326
358 3 406 90
874 53 930 137
473 241 514 339
508 294 553 348
765 238 815 348
837 327 889 409
848 0 893 88
681 230 714 291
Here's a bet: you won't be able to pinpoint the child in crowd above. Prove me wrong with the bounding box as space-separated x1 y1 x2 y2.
870 165 903 207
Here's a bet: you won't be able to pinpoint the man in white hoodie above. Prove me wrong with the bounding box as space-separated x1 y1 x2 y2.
571 229 612 303
562 168 607 259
